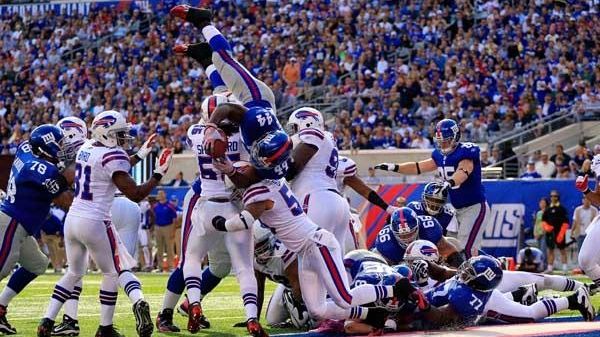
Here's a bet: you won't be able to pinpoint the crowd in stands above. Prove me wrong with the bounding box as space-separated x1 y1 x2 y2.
0 0 599 166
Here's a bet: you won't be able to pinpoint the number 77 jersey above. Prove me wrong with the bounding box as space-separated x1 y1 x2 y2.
68 141 132 221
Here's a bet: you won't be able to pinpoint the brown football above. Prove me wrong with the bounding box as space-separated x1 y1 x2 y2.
204 126 228 158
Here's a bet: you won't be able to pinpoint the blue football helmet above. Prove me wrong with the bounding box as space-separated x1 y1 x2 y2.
422 182 448 215
343 249 388 279
30 124 67 164
251 130 293 170
457 255 503 292
389 207 420 248
434 118 460 154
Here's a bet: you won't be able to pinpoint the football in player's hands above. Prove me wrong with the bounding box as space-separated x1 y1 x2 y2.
203 124 228 159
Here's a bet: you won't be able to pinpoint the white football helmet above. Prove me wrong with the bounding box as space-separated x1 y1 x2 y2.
201 91 239 122
57 117 88 162
91 110 132 148
404 240 440 263
286 107 324 134
253 224 275 265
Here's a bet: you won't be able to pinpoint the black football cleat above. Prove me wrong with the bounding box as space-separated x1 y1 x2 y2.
156 309 180 332
51 314 79 336
173 43 213 68
94 325 124 337
0 305 16 335
169 5 213 29
132 299 153 337
37 318 54 337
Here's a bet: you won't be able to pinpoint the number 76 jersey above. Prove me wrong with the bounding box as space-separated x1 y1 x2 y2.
68 141 132 221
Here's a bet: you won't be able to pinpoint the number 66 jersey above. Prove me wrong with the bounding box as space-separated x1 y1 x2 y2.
68 141 131 221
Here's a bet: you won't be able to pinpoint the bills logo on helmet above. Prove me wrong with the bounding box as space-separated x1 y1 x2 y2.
59 121 85 133
294 109 321 121
419 246 438 257
94 115 117 128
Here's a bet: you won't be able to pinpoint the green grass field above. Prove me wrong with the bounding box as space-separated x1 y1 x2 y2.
2 273 597 337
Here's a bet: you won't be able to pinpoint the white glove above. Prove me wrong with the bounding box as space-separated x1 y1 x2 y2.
136 133 157 160
592 154 600 176
153 148 173 177
374 163 398 172
437 180 453 194
212 157 235 176
411 259 429 287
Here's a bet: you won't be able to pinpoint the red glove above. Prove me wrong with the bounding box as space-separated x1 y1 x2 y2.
576 175 590 193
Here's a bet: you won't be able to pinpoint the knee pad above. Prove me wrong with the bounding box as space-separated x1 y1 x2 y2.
578 253 595 270
29 253 50 275
208 261 231 278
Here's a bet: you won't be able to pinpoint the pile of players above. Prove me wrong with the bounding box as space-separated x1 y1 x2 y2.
0 4 597 337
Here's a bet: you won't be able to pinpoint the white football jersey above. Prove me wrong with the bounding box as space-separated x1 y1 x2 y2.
139 200 151 229
336 156 357 193
592 154 600 177
187 123 248 198
69 142 131 221
243 179 319 252
111 196 141 232
254 237 296 287
290 128 339 198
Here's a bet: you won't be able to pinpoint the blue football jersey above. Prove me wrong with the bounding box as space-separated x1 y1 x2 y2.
407 201 456 231
431 142 486 209
373 215 443 264
426 277 492 321
351 261 408 313
10 141 34 178
1 157 67 235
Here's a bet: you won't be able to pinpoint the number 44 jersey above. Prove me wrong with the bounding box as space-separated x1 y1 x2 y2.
68 141 131 221
290 128 339 199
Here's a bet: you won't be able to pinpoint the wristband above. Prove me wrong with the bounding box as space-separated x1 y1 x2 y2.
134 153 143 161
584 188 591 195
368 191 389 211
393 164 400 172
415 162 421 174
448 179 456 187
152 173 163 181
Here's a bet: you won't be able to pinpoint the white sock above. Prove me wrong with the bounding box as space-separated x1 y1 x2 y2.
201 25 221 42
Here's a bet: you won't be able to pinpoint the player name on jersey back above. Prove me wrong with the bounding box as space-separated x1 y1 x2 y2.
68 142 131 221
187 123 244 199
290 128 339 198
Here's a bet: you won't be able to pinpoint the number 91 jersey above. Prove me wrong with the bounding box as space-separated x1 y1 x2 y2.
187 123 246 198
373 215 443 264
242 179 319 253
290 128 339 199
431 142 485 209
68 141 131 221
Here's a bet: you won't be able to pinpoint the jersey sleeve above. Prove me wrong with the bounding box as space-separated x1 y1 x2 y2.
338 156 357 179
298 128 326 148
431 149 442 166
102 149 131 176
459 143 480 161
242 183 274 206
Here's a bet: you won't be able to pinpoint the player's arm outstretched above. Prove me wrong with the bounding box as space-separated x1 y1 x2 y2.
113 149 173 202
254 270 267 320
211 200 272 232
576 156 600 205
129 133 157 166
344 174 396 214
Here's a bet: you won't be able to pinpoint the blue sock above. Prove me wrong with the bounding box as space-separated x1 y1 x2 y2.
206 33 231 52
200 268 223 296
7 267 37 294
167 267 185 295
209 70 226 89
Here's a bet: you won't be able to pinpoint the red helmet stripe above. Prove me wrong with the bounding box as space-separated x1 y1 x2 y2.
265 138 291 164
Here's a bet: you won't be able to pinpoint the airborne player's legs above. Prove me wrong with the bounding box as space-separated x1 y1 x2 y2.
579 215 600 287
171 5 276 110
